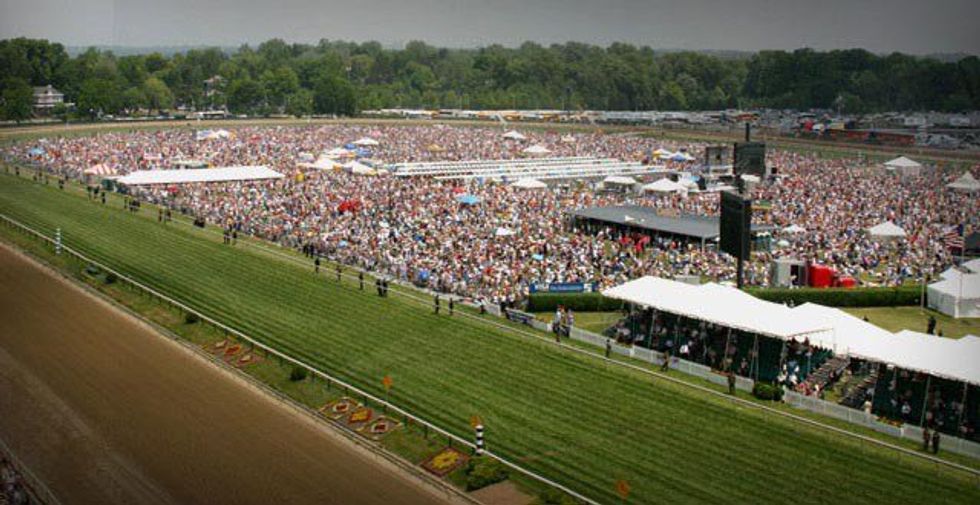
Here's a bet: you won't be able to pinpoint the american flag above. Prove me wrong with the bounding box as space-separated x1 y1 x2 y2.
944 224 965 251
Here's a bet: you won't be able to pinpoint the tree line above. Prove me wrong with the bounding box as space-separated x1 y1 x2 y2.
1 37 978 122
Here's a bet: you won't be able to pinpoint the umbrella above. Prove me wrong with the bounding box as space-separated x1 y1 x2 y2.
456 194 481 205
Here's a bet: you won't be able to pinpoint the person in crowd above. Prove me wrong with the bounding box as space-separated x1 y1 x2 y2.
922 426 931 451
434 294 440 315
359 271 365 290
449 297 455 316
314 256 320 274
927 315 937 335
932 430 941 454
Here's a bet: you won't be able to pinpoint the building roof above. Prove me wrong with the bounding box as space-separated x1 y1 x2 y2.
116 166 284 185
570 205 773 240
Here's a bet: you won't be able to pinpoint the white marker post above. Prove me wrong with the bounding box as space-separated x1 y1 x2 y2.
475 424 485 456
55 228 62 255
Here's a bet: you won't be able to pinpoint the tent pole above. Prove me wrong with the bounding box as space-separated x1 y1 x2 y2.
956 381 968 435
723 327 733 372
752 333 759 381
919 374 932 427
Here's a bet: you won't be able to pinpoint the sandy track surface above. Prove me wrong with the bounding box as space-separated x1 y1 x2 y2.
0 244 455 505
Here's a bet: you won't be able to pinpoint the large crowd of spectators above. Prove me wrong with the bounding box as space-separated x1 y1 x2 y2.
6 124 977 305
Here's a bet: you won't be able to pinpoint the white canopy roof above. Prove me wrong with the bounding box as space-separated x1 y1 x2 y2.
502 130 527 141
560 135 577 143
964 258 980 274
344 160 377 175
602 277 832 340
884 156 922 169
84 163 116 176
867 221 906 238
947 172 980 192
782 224 806 234
603 276 980 385
523 144 551 155
352 137 380 146
642 178 686 193
324 147 353 158
298 157 339 170
604 175 638 185
117 166 283 185
929 273 980 299
511 177 547 189
494 227 516 237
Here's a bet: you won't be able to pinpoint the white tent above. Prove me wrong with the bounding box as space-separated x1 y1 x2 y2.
117 166 283 185
964 258 980 274
741 174 761 184
560 135 577 144
603 175 638 186
494 227 516 237
344 160 377 175
642 178 686 194
603 277 831 340
324 147 353 159
883 156 923 177
511 177 547 189
947 172 980 192
523 144 551 155
298 156 339 170
783 224 806 234
867 221 906 238
503 130 527 141
927 272 980 318
352 137 380 147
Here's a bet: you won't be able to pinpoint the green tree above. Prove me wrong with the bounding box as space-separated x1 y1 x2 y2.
76 77 121 118
226 77 264 114
284 88 313 117
142 77 174 111
1 77 34 122
260 66 299 110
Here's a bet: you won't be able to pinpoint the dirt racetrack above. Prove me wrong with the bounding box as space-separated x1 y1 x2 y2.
0 243 455 505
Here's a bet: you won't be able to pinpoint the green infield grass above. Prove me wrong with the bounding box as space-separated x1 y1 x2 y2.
1 171 977 504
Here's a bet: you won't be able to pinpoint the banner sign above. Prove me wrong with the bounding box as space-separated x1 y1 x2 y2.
529 282 598 294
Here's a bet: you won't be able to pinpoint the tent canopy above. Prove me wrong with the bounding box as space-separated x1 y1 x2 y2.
928 273 980 318
352 137 380 147
84 163 116 176
455 194 481 205
604 175 637 185
503 130 527 141
602 276 831 340
783 224 806 234
523 144 551 155
884 156 922 169
603 276 980 385
298 157 339 170
494 227 516 237
344 160 377 175
117 166 283 185
867 221 906 238
511 177 547 189
948 172 980 192
642 178 686 193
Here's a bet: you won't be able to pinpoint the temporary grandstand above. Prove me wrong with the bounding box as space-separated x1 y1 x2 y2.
389 156 669 181
602 276 980 445
570 205 775 247
116 166 284 185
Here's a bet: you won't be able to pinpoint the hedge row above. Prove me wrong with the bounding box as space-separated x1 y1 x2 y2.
526 284 921 312
745 285 922 308
525 292 624 313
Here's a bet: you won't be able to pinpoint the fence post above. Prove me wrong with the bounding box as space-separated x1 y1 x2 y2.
55 228 62 255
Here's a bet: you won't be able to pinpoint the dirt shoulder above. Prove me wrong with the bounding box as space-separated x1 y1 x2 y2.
0 242 460 505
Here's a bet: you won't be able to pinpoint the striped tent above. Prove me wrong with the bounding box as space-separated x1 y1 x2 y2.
83 163 116 176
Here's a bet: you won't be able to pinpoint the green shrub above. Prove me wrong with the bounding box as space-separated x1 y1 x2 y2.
752 382 784 401
525 292 623 313
289 365 308 382
103 272 118 284
538 488 578 505
745 285 920 308
184 312 200 324
84 264 101 276
464 457 509 491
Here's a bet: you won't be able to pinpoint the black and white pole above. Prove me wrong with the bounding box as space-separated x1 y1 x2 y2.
55 227 62 255
475 424 485 456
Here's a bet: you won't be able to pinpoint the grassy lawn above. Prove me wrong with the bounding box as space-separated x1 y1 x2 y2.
844 306 979 338
1 171 978 505
533 311 623 335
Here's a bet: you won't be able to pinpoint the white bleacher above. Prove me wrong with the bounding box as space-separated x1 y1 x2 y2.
391 156 668 181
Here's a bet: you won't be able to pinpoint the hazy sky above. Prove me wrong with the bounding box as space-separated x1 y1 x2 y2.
1 0 978 54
